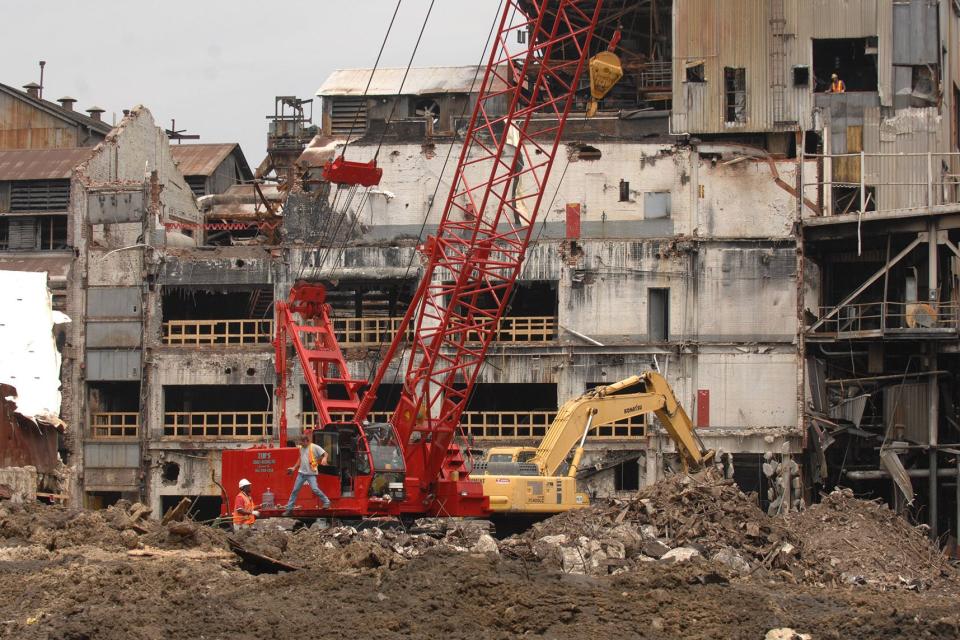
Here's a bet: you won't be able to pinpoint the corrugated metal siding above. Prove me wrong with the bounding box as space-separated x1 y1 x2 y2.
883 381 928 443
86 350 142 381
805 0 877 37
84 443 140 468
673 0 899 132
863 106 944 210
877 0 893 106
892 0 938 64
87 287 141 317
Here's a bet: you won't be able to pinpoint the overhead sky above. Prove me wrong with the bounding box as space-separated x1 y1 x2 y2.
2 0 502 168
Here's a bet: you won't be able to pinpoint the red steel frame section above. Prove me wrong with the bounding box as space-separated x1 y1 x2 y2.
358 0 604 495
275 284 363 445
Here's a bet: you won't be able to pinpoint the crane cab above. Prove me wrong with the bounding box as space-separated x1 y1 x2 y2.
312 422 407 504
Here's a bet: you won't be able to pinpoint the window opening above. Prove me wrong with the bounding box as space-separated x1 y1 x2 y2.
812 38 878 92
724 67 746 124
648 288 669 342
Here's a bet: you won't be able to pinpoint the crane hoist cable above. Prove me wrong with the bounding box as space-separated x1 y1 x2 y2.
361 0 507 387
307 0 438 287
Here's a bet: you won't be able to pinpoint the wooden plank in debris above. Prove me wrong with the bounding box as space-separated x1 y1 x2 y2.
227 538 302 573
161 497 192 525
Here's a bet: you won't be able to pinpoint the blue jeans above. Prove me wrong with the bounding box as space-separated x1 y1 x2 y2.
284 472 331 511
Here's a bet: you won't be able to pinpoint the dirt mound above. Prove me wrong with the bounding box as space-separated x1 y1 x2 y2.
505 471 799 578
0 502 125 550
2 542 958 640
504 472 958 590
0 500 230 553
237 518 497 572
788 488 956 589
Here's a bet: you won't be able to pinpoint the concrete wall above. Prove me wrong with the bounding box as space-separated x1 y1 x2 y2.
68 107 202 505
324 141 797 242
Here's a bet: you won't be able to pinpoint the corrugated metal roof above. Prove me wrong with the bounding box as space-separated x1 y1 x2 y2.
170 143 240 177
0 148 92 180
317 66 491 97
0 82 114 135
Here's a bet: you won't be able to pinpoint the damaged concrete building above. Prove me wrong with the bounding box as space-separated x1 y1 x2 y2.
3 0 959 546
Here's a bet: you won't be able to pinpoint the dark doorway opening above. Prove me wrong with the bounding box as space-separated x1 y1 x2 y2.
812 38 878 92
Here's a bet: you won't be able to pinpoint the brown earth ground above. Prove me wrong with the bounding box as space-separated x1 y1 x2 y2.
1 475 958 640
0 545 957 640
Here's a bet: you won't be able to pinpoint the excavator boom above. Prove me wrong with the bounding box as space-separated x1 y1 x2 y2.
479 371 713 514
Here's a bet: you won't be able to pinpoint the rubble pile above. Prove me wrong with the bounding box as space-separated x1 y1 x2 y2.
503 471 798 578
240 517 499 572
0 499 228 552
787 488 954 589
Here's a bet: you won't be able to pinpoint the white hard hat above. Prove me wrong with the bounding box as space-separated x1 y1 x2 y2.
238 478 252 488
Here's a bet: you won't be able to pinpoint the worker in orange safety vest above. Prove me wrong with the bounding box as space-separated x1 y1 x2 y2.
282 431 331 515
233 478 259 531
828 73 846 94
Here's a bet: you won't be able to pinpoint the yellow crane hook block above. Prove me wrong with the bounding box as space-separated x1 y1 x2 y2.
587 51 623 117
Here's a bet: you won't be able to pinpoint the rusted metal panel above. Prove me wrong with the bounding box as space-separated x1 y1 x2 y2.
170 143 246 178
672 0 813 133
0 83 109 149
0 148 91 180
0 384 59 473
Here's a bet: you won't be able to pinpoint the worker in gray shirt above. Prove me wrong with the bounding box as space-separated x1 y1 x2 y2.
282 431 332 515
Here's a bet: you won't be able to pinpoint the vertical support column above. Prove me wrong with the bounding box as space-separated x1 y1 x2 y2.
928 218 939 538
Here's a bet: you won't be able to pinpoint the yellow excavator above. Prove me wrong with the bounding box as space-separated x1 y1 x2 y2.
474 372 714 514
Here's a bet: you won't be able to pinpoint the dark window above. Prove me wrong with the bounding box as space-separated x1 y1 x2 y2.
812 38 878 92
685 61 705 83
10 180 70 212
953 84 960 150
724 67 746 124
0 215 67 250
185 176 206 198
613 460 640 491
619 179 630 202
792 65 810 87
648 288 669 342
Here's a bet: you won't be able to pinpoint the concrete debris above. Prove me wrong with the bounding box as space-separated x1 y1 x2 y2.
662 546 701 563
765 629 812 640
500 471 958 590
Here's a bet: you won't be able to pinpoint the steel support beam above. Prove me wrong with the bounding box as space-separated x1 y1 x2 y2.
807 234 925 333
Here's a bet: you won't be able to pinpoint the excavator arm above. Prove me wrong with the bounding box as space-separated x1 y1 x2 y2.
530 372 713 477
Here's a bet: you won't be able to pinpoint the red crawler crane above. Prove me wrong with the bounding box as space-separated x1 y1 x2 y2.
222 0 609 520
